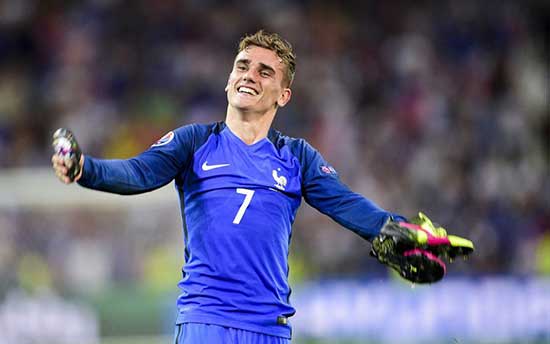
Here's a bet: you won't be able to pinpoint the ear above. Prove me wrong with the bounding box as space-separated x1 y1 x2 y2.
277 88 292 107
225 72 233 92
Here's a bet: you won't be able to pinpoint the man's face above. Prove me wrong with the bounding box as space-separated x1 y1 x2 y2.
226 46 291 114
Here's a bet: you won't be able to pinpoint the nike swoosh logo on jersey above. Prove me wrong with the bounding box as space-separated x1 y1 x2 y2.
201 161 230 171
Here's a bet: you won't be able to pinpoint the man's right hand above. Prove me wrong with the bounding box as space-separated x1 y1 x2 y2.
51 128 84 184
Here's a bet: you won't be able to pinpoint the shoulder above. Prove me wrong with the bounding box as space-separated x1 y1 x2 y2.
267 129 318 162
173 121 223 138
150 122 222 153
268 129 339 178
169 121 226 146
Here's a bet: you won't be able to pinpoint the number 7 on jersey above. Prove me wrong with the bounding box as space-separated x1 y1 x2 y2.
233 188 255 224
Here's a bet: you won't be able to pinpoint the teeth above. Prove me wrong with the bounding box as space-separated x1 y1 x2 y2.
238 86 257 95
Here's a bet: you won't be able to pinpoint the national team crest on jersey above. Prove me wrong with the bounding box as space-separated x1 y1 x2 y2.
272 168 287 191
151 131 174 147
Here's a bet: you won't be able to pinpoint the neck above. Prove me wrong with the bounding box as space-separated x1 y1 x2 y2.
225 106 277 145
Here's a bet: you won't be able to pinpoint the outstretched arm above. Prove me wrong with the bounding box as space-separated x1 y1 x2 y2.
294 139 474 283
51 127 194 195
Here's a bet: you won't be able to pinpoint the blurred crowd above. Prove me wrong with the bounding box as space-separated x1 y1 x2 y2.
0 0 549 299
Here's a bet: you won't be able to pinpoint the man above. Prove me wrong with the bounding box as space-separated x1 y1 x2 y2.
52 30 472 343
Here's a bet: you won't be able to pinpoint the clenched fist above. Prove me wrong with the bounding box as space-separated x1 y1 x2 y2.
51 128 84 184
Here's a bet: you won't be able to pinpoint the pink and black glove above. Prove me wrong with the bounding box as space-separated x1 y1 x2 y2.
370 213 474 284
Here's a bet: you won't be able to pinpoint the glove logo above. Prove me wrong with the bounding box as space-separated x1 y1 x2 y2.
151 131 174 147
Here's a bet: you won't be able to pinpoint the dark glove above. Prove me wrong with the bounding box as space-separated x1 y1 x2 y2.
371 212 474 284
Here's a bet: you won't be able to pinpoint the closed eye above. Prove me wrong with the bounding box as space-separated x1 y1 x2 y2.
260 70 271 77
235 59 249 72
258 63 276 78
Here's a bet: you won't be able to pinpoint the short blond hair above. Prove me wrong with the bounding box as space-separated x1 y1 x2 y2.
238 30 296 87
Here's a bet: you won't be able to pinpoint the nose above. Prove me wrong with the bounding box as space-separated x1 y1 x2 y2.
242 69 257 83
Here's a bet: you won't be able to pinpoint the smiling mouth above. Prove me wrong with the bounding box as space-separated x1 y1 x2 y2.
237 86 259 96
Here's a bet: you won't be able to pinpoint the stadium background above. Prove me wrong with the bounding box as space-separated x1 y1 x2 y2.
0 0 548 343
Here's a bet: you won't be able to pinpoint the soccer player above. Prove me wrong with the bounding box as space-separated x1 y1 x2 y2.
52 30 472 343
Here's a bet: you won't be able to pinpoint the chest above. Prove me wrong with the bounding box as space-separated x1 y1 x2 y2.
186 133 302 197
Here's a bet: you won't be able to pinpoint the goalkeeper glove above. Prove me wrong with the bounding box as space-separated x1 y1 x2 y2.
371 212 474 284
51 128 83 183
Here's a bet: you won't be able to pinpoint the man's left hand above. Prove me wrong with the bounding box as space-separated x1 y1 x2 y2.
370 212 474 284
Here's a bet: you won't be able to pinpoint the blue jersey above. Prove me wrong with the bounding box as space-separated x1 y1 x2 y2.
78 122 404 338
